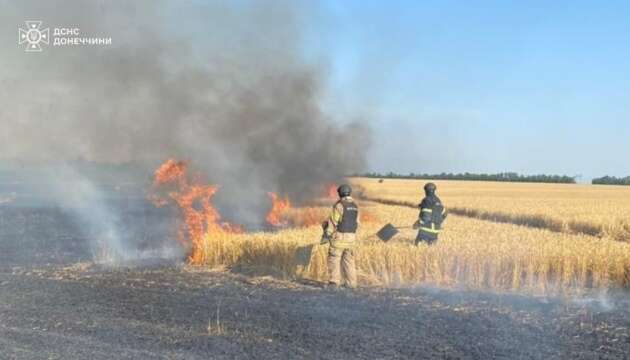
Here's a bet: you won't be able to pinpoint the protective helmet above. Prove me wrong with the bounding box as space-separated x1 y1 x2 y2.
337 184 352 197
424 182 437 195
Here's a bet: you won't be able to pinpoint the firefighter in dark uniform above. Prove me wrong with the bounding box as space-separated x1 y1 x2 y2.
321 184 359 288
413 183 447 245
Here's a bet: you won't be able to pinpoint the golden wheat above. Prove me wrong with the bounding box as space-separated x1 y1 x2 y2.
196 184 630 295
353 177 630 241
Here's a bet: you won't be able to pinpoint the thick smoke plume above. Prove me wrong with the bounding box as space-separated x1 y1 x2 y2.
0 0 370 260
0 0 370 214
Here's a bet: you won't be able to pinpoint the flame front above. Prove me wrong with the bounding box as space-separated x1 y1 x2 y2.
327 183 338 199
266 192 291 227
150 161 375 264
150 159 240 264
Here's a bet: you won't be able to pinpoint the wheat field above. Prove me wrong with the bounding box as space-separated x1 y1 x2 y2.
355 178 630 241
195 178 630 295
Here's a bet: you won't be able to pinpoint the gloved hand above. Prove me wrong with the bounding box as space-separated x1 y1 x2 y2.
320 233 332 245
412 220 420 230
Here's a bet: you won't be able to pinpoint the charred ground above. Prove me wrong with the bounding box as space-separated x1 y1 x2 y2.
1 201 630 359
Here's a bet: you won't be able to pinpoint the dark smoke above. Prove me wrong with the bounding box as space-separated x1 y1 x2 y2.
0 0 371 260
0 0 371 206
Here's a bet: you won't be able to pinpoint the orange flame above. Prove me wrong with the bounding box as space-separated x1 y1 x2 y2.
290 207 327 227
327 183 338 200
150 159 240 264
266 192 291 227
150 162 376 262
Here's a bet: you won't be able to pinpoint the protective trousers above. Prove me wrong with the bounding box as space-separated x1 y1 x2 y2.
327 233 357 287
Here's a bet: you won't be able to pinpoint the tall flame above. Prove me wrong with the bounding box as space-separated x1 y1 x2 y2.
150 161 377 264
266 192 291 227
150 159 240 264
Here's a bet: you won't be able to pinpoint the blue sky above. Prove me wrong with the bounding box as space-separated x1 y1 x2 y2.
305 0 630 178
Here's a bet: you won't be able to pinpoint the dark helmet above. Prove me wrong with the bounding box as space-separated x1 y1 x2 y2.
424 182 437 195
337 184 352 198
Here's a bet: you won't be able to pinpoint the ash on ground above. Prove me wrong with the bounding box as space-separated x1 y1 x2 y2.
1 199 630 359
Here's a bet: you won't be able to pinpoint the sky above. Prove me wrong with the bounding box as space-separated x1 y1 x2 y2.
305 0 630 179
3 0 629 180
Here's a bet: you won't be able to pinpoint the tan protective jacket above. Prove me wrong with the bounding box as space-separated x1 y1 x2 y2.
325 196 359 249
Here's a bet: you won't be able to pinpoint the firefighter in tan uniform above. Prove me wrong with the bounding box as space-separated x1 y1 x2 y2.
321 184 359 288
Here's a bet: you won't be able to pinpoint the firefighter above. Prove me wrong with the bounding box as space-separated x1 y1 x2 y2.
413 182 447 245
321 184 359 288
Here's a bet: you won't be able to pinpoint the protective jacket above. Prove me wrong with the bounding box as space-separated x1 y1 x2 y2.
416 195 447 244
326 196 359 248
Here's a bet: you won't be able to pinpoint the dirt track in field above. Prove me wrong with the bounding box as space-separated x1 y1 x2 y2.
1 205 630 359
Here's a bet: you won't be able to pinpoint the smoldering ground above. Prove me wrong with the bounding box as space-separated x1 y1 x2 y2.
0 0 371 260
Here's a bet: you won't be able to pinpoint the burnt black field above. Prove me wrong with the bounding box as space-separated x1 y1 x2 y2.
1 184 630 359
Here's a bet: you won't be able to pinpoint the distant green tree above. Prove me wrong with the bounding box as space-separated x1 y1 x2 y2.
592 176 630 185
354 172 576 184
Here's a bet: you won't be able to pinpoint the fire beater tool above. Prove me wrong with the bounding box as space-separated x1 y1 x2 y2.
376 223 412 242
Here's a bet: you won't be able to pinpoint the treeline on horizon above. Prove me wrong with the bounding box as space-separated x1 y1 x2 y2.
592 176 630 186
357 172 577 184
